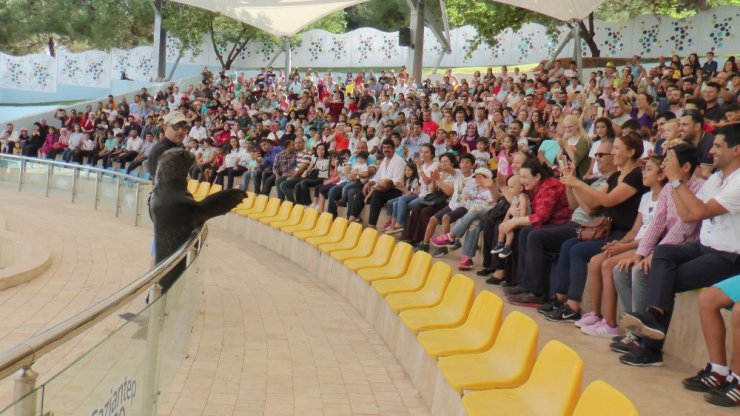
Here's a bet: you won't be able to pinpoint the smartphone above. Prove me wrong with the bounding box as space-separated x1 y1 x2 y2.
558 158 567 172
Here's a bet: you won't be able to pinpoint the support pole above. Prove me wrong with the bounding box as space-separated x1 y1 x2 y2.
545 28 574 70
13 366 38 416
411 0 425 84
283 36 292 77
574 23 585 85
431 51 445 75
150 0 167 81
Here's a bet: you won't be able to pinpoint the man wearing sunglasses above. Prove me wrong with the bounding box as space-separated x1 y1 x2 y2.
148 111 190 182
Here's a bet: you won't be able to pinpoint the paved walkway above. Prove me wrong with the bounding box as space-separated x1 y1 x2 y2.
159 231 429 416
0 188 151 405
1 183 735 415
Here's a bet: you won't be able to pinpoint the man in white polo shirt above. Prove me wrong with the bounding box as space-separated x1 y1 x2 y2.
347 139 406 227
620 124 740 367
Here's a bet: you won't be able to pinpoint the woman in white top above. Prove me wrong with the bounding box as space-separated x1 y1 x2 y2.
381 143 438 233
214 137 248 189
294 143 330 205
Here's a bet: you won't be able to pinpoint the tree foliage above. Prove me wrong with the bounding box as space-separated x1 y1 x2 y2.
445 0 559 55
0 0 153 55
345 0 410 31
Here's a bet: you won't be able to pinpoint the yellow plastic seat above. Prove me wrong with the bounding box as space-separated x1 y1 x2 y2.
260 201 293 224
343 234 396 272
282 208 318 234
192 182 211 202
207 183 223 195
294 212 333 240
318 222 363 253
357 242 413 282
236 194 268 217
187 179 199 194
306 218 348 247
437 311 539 393
461 340 583 416
372 252 432 296
233 192 256 211
249 197 280 220
385 262 452 312
417 291 503 359
330 228 379 262
271 205 304 229
398 274 475 333
573 380 639 416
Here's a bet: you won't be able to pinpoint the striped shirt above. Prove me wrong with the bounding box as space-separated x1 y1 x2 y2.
635 176 704 257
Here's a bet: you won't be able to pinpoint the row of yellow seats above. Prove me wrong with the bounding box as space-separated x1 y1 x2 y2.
234 195 639 416
187 179 223 202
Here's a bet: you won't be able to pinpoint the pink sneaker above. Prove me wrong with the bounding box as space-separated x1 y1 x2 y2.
574 311 599 328
430 234 454 248
458 257 474 271
379 220 393 232
581 319 620 338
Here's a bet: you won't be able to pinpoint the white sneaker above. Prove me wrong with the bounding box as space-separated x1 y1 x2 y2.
581 319 620 338
574 311 600 328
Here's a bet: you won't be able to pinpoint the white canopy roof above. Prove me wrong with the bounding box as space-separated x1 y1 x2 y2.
169 0 609 38
171 0 370 37
493 0 608 21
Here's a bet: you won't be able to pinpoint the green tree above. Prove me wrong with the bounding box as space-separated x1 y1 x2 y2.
345 0 410 31
0 0 153 55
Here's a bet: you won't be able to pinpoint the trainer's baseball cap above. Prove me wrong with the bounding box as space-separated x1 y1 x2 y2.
163 111 189 127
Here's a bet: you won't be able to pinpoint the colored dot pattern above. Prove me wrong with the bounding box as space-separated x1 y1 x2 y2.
708 13 735 50
637 22 661 54
600 24 626 56
514 32 535 62
59 52 109 88
669 20 694 52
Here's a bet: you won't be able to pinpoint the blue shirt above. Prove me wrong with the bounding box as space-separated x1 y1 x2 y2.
260 146 283 170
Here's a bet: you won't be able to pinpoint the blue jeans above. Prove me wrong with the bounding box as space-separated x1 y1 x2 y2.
453 209 489 259
326 182 348 216
241 171 253 191
387 194 419 225
554 233 623 302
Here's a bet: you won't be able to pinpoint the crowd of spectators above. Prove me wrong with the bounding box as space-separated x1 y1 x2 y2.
2 51 740 407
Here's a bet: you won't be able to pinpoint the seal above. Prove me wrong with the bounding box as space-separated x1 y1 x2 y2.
149 148 246 292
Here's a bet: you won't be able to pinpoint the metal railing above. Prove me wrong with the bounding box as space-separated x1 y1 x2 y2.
0 154 151 227
0 154 206 415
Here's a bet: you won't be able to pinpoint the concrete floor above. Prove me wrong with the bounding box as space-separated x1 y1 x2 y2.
0 185 733 415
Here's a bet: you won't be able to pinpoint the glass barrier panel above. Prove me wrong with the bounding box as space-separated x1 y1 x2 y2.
48 165 75 200
97 175 120 216
22 159 49 194
37 296 159 416
75 170 99 206
118 181 140 222
0 385 44 416
0 158 20 183
155 254 203 409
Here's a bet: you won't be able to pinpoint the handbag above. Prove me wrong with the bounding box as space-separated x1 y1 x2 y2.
418 190 448 207
486 198 511 222
307 168 319 179
576 216 612 241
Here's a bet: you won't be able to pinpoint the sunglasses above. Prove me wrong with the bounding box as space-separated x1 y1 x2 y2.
594 152 612 159
172 122 190 130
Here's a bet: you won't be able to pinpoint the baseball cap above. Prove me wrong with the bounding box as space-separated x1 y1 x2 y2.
163 111 189 127
473 168 492 178
605 62 616 68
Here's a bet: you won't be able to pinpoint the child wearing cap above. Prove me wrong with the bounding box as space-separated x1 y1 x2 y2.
430 168 495 269
491 174 531 258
